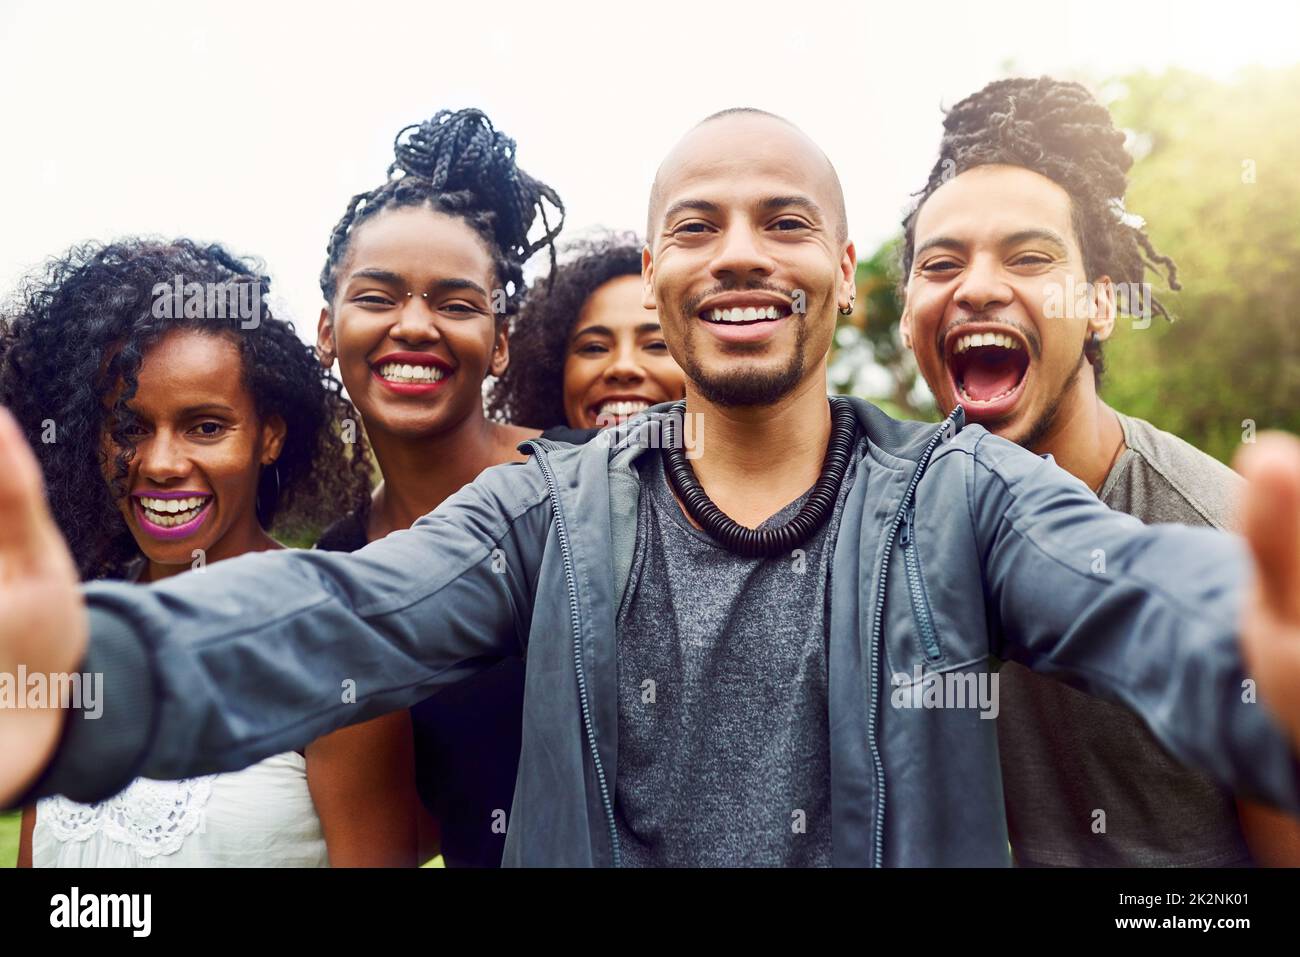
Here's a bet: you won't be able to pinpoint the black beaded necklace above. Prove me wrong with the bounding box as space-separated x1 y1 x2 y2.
661 397 860 558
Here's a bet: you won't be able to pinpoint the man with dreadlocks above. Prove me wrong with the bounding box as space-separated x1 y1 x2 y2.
900 76 1300 866
5 107 1300 867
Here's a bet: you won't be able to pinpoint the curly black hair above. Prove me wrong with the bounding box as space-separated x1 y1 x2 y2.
487 232 644 429
900 77 1181 385
0 237 374 580
320 108 565 321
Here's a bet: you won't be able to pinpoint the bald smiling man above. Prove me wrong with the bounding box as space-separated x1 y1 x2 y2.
6 108 1300 867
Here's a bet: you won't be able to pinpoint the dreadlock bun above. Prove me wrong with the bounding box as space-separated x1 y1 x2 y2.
935 78 1133 203
901 77 1182 382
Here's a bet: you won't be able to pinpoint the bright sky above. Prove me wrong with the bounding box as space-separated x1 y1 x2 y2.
2 0 1296 338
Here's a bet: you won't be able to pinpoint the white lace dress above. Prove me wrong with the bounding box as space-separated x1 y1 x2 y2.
33 751 329 867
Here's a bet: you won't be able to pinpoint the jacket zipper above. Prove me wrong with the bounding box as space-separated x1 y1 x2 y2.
527 441 622 867
866 407 962 866
899 506 943 662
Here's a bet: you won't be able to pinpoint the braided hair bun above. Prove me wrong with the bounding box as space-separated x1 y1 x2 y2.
389 109 563 268
321 108 565 314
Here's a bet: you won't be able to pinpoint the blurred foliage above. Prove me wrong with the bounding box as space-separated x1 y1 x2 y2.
0 810 18 868
276 526 326 550
830 239 938 421
1103 66 1300 463
831 65 1300 463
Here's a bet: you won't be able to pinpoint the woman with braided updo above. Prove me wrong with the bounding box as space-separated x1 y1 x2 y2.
313 107 569 867
3 238 405 866
488 233 686 432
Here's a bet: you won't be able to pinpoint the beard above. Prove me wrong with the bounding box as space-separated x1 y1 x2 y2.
678 313 812 408
1017 350 1085 452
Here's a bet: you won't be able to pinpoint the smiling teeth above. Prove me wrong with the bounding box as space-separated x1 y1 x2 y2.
139 496 208 513
953 332 1022 354
378 362 446 383
708 305 784 323
598 400 650 418
139 496 210 527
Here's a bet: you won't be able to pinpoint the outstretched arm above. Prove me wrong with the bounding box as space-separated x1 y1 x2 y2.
960 429 1300 813
0 406 552 808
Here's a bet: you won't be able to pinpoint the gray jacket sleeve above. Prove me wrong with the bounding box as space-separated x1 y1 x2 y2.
962 430 1300 813
19 458 553 806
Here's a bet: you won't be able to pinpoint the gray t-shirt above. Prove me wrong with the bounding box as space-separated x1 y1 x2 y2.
612 437 863 866
997 411 1253 866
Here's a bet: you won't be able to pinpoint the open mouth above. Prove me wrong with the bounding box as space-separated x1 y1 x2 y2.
946 330 1031 415
371 353 453 393
133 493 213 539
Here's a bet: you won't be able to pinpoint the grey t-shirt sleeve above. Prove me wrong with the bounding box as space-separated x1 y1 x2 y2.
1098 412 1244 530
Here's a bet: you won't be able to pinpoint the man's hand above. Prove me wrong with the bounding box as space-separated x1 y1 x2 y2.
0 406 87 806
1236 432 1300 749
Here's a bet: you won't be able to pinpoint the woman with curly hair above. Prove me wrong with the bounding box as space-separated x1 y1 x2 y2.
488 233 685 431
5 237 415 866
312 107 571 867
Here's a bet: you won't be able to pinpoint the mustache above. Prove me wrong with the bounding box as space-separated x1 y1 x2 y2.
682 280 800 317
937 314 1042 361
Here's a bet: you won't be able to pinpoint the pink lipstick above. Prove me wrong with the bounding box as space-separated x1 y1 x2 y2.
132 490 214 541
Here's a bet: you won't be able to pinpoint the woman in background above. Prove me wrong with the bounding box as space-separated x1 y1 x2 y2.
4 237 414 867
488 233 685 432
312 107 566 867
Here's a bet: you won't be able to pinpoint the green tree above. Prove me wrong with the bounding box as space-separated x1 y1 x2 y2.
1103 66 1300 463
830 238 937 421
